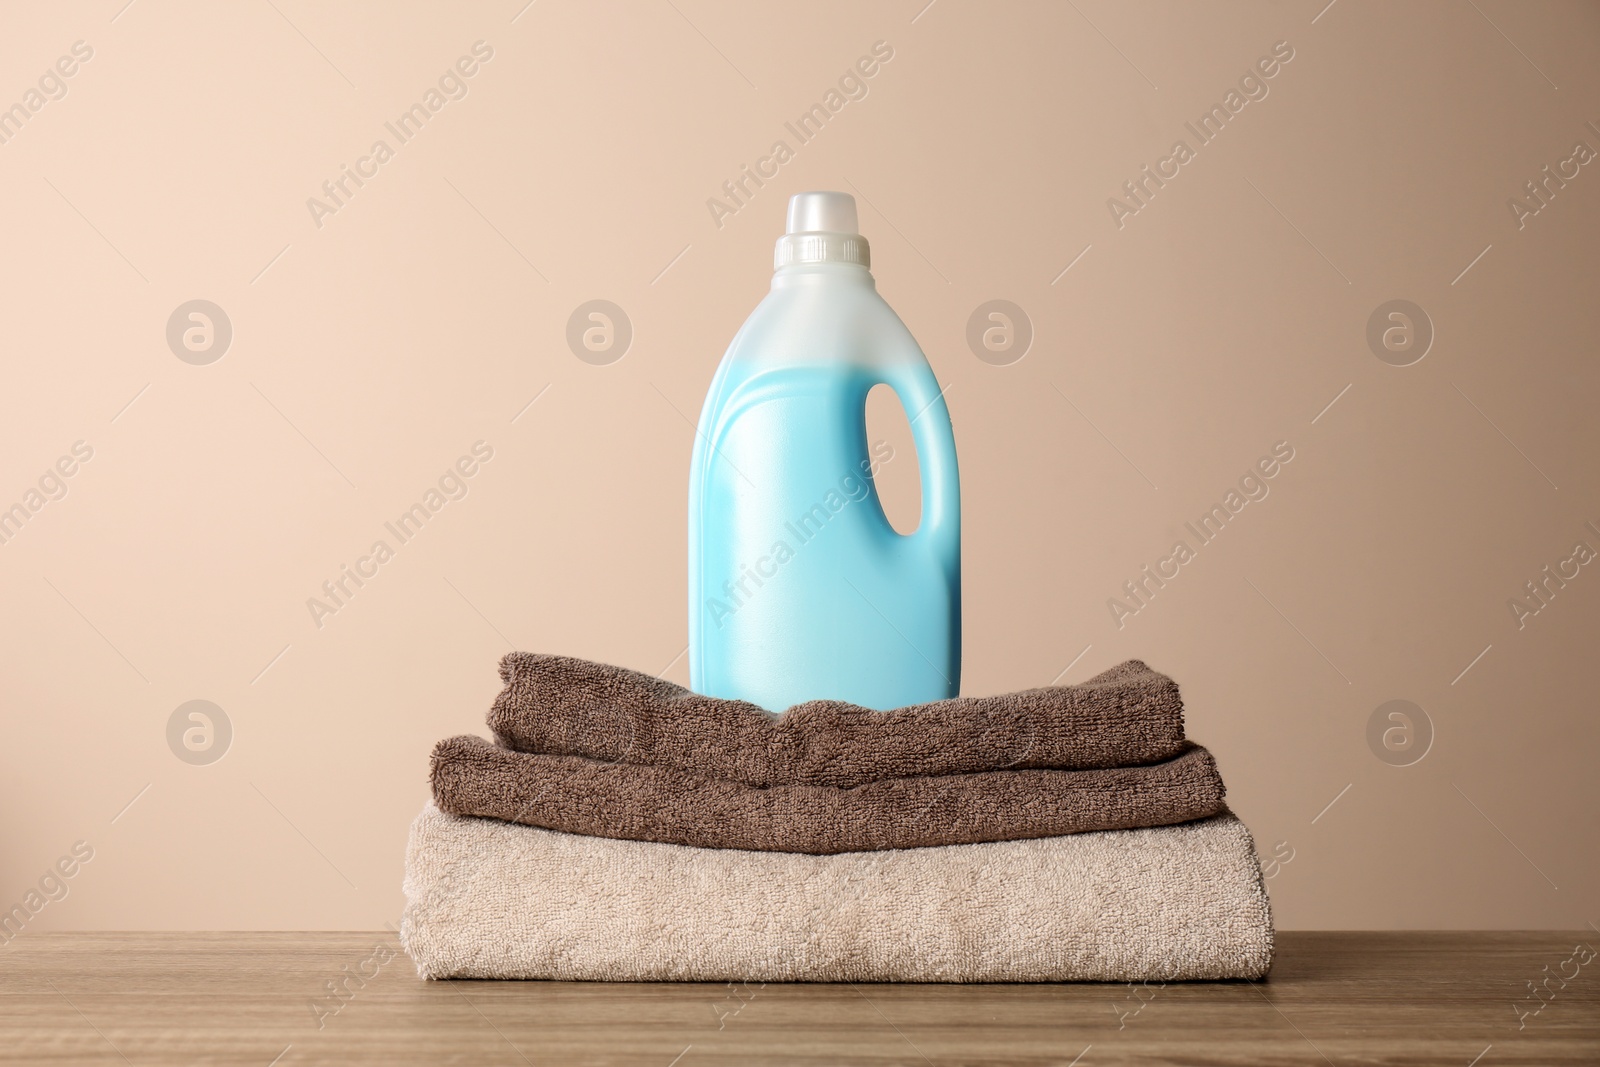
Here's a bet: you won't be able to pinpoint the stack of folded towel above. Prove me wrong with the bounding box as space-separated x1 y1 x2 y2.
401 654 1274 982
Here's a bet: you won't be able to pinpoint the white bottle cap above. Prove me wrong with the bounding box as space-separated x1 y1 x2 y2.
776 191 870 269
786 191 859 235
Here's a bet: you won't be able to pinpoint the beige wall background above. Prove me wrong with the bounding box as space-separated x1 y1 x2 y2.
2 0 1596 933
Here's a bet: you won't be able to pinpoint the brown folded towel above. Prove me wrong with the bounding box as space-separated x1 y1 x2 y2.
430 734 1226 854
488 653 1187 787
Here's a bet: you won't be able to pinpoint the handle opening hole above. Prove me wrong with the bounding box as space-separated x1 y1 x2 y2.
865 383 921 535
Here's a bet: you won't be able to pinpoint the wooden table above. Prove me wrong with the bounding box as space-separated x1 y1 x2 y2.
1 932 1595 1064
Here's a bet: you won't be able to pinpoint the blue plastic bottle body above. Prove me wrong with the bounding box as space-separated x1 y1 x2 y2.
688 261 960 711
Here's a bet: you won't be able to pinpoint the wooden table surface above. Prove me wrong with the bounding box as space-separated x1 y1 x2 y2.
1 932 1595 1065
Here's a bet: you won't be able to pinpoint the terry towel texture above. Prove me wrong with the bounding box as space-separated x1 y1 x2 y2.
430 734 1227 853
488 653 1187 786
400 803 1275 982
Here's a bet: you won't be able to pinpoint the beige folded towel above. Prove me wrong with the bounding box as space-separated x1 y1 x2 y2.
400 803 1274 982
430 735 1227 853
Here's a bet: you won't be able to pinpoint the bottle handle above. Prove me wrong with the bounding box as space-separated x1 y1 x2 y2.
878 359 960 555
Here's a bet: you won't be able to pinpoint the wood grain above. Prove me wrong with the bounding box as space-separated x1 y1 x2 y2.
0 932 1595 1064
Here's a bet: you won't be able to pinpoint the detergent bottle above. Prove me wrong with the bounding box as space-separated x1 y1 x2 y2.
688 191 960 711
